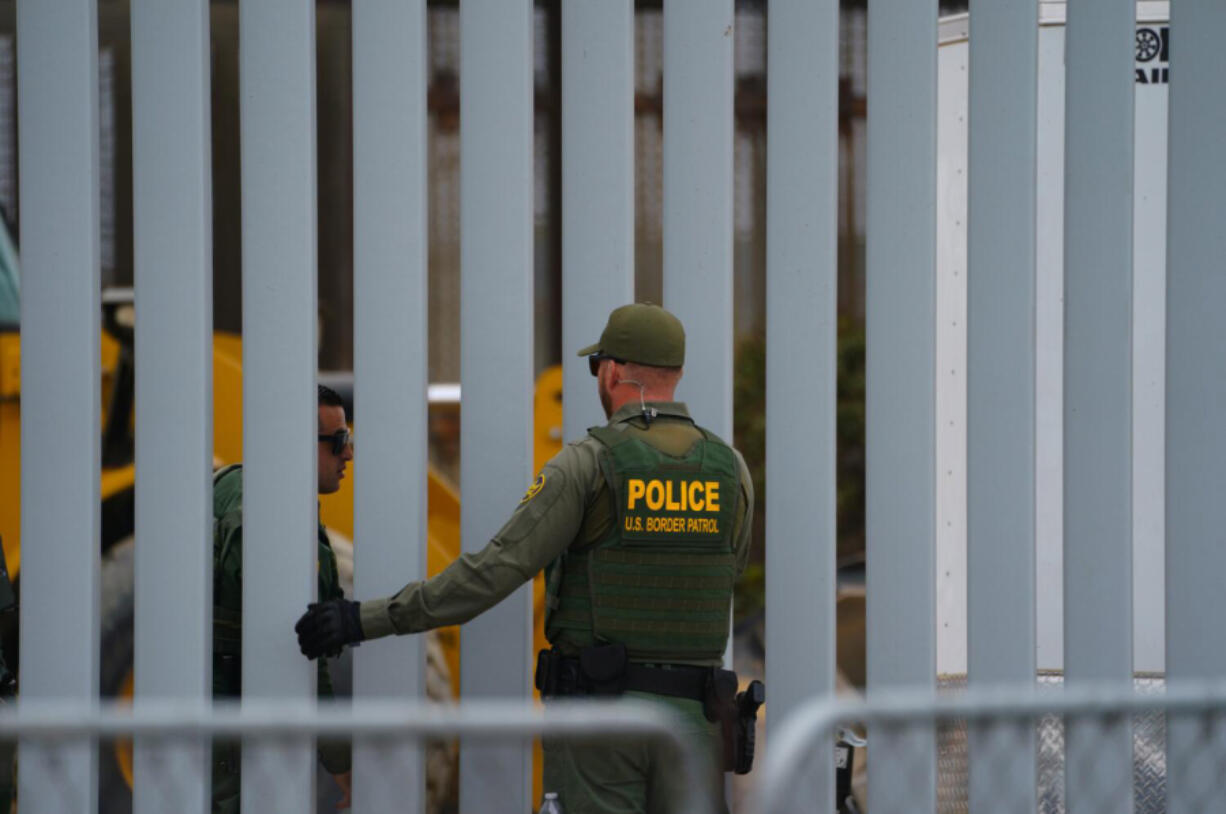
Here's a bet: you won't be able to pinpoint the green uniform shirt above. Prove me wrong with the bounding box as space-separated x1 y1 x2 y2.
359 402 754 664
212 467 350 775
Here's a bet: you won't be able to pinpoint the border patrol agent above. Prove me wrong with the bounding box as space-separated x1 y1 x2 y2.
296 304 757 814
213 384 355 813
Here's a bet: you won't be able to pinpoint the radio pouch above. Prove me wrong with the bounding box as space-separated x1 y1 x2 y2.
579 643 628 695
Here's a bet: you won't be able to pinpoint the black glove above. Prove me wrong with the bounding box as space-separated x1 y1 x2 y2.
295 598 364 660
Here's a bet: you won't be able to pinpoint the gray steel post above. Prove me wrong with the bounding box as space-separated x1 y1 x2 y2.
1061 1 1135 812
865 1 938 811
16 0 102 811
966 1 1038 810
561 0 635 441
130 1 213 812
1164 3 1226 812
764 0 838 808
351 2 428 813
662 0 734 442
459 2 534 811
239 1 318 811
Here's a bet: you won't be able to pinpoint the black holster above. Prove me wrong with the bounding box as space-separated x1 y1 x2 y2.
726 679 764 775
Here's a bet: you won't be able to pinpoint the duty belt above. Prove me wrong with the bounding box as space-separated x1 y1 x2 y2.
535 644 765 775
623 662 710 699
535 645 711 701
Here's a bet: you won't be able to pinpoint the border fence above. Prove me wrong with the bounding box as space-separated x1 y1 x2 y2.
763 681 1226 814
12 0 1226 812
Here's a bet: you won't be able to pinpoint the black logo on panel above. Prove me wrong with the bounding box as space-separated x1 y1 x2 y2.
1135 27 1169 85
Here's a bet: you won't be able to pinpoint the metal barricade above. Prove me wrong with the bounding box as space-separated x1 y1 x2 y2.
0 698 714 814
762 680 1226 814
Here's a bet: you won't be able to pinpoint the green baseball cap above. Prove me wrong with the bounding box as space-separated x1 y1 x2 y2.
576 303 686 367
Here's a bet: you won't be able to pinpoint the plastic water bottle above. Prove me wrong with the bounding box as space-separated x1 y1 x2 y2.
539 791 564 814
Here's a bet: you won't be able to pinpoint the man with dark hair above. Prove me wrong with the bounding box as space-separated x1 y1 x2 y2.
212 384 354 813
296 305 756 814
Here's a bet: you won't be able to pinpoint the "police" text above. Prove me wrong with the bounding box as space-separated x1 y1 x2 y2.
626 478 721 512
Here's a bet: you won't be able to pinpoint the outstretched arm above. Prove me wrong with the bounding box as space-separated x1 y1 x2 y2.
361 460 584 637
297 443 597 659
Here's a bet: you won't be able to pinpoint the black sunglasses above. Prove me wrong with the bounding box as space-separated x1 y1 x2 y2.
317 427 353 455
587 353 624 377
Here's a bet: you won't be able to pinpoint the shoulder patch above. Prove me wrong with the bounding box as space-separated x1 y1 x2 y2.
520 473 546 504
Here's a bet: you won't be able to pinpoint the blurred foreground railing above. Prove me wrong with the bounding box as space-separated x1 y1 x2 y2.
0 699 712 814
762 680 1226 814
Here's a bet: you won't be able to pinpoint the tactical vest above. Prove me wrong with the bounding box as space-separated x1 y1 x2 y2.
211 465 342 697
546 425 740 662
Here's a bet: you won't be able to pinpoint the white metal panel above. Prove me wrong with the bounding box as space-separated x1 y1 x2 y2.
239 1 319 811
934 36 968 679
1033 20 1068 675
561 0 634 440
1131 25 1168 676
458 2 534 811
1037 17 1170 676
16 0 101 811
351 2 428 813
936 7 1173 677
662 0 734 442
764 0 839 808
1040 1 1169 26
130 1 213 812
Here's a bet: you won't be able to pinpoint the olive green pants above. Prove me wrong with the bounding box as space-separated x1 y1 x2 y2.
542 693 727 814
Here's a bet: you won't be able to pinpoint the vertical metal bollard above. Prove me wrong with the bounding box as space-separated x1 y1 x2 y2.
130 1 214 813
662 0 735 676
351 2 429 813
1061 1 1135 811
239 1 319 812
764 0 839 809
561 0 635 441
662 0 734 443
966 0 1038 810
459 2 535 811
1164 2 1226 812
16 2 102 812
865 1 938 811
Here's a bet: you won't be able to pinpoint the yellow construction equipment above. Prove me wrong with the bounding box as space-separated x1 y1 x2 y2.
0 228 565 808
